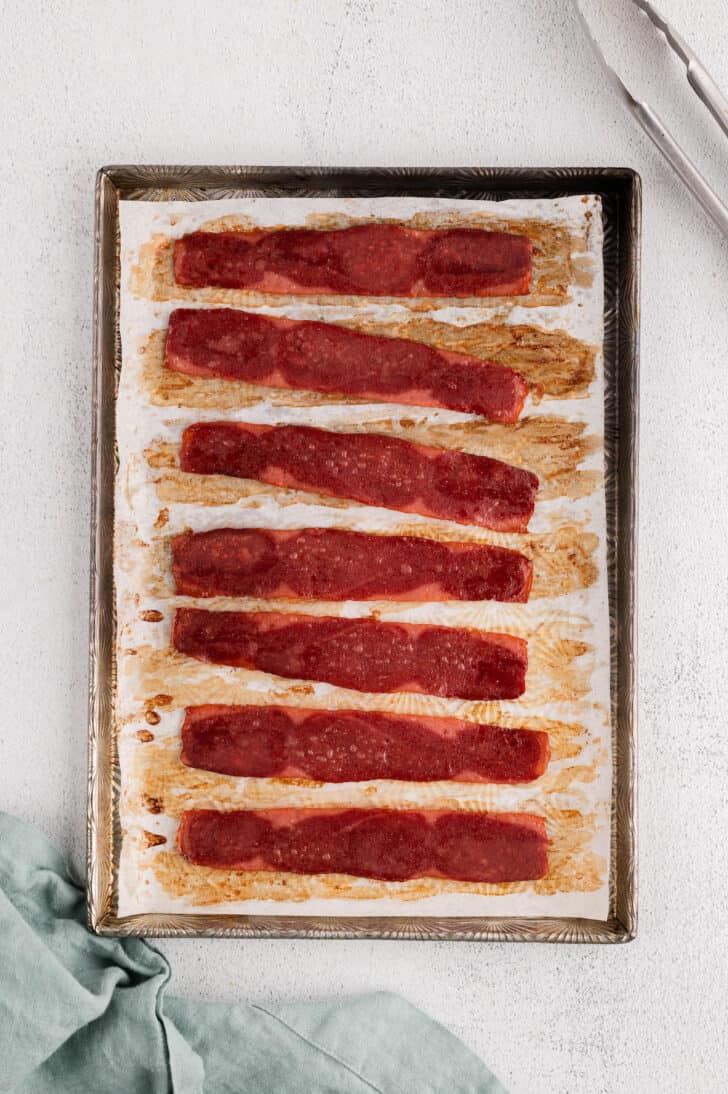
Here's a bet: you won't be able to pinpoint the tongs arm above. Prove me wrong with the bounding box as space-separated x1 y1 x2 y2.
633 0 728 140
573 0 728 237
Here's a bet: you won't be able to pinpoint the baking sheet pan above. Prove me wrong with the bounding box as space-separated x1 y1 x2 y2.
88 166 639 941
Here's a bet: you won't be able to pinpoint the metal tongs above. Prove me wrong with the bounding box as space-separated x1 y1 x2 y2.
573 0 728 235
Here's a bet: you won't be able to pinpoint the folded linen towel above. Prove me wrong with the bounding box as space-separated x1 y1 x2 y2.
0 813 507 1094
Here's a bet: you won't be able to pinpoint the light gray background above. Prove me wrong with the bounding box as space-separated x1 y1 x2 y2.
2 2 727 1091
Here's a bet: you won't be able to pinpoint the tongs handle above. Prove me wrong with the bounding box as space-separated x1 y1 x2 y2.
635 0 728 141
633 101 728 235
574 0 728 237
687 63 728 141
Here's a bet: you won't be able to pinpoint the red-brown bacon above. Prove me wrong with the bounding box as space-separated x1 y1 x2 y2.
172 609 528 700
171 528 533 603
173 224 533 298
165 308 529 422
180 704 549 784
180 423 539 533
177 807 548 882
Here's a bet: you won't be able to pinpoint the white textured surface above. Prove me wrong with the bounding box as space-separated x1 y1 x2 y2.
2 1 727 1091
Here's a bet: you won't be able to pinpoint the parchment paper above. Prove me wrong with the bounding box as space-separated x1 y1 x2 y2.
115 195 610 919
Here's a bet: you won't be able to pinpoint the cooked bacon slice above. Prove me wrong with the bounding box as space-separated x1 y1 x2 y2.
180 423 538 533
177 807 548 882
165 308 529 423
181 704 549 783
172 609 528 700
171 528 533 603
173 224 533 298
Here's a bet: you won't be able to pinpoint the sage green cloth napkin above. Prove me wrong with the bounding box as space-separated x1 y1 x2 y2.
0 813 507 1093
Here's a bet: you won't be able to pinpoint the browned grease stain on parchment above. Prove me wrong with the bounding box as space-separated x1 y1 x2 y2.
139 318 596 411
139 609 163 623
129 210 588 311
143 830 167 848
145 412 601 506
146 805 604 904
140 518 598 604
340 315 596 400
134 715 589 824
125 645 593 752
125 609 592 710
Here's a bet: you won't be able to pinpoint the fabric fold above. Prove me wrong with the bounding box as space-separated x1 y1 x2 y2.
0 812 506 1093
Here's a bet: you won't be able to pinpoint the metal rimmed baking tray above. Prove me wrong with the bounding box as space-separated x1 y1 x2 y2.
88 166 639 941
